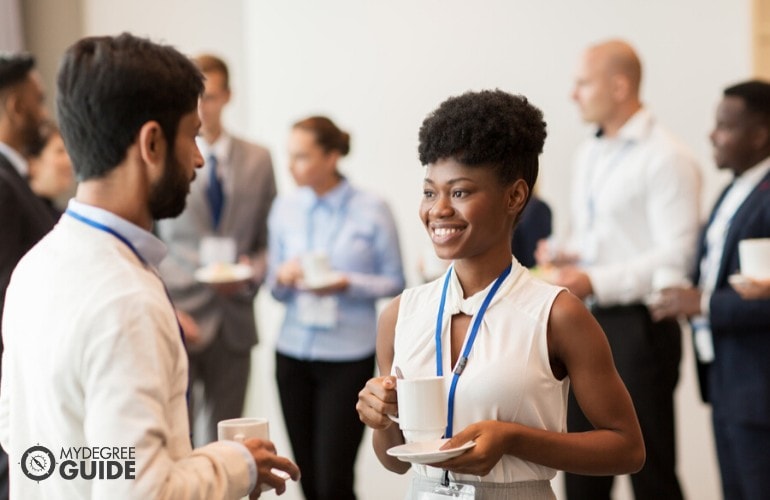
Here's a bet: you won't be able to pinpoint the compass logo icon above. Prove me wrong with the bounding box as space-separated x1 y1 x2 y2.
20 445 56 482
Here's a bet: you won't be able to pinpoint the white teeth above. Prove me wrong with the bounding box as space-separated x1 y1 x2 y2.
433 227 460 236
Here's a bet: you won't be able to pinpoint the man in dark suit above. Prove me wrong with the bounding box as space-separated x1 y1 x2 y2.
652 80 770 500
156 54 276 445
0 53 56 500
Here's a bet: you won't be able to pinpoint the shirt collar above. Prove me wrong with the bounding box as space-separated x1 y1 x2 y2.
0 141 28 177
733 156 770 189
595 107 654 143
66 199 168 267
444 259 522 316
196 132 232 164
301 177 352 211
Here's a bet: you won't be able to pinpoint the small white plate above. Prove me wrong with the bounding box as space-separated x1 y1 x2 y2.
194 263 254 284
298 271 345 291
386 438 475 464
728 274 751 287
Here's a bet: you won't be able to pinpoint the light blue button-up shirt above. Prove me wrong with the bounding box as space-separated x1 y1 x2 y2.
267 179 405 361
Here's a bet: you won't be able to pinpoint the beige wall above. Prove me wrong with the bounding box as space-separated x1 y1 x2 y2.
21 0 83 117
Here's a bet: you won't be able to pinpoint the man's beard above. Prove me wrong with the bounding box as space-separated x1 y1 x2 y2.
148 150 191 220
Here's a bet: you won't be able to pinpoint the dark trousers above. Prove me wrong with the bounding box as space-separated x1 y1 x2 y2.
565 305 683 500
188 330 251 445
276 352 374 500
713 415 770 500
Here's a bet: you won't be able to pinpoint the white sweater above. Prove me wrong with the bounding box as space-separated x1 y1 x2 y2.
0 211 253 499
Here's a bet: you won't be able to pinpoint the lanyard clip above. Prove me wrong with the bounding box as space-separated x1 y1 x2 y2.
453 356 467 375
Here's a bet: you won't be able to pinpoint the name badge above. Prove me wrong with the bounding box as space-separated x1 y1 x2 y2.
296 293 338 328
414 477 476 499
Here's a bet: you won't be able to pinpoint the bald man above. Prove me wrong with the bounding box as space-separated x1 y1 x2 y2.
539 40 701 499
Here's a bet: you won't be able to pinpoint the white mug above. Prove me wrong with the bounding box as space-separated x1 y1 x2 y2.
391 376 446 443
739 238 770 279
217 417 269 443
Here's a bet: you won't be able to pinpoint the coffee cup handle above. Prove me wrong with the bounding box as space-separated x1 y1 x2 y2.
387 414 400 424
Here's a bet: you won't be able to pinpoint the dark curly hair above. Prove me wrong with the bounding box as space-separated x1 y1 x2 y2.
418 89 546 195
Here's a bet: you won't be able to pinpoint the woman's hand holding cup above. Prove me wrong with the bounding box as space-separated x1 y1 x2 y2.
356 376 398 430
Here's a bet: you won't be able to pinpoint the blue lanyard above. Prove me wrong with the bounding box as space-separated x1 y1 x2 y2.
65 209 186 345
434 263 512 438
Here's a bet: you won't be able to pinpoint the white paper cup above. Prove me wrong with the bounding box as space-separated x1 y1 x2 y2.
200 236 237 266
218 418 283 493
393 376 446 443
301 252 332 288
652 267 690 291
739 238 770 279
217 417 269 442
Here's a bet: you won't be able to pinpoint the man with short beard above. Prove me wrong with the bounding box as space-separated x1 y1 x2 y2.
0 52 55 500
0 34 298 499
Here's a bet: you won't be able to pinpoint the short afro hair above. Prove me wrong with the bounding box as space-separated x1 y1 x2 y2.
724 80 770 125
418 89 546 194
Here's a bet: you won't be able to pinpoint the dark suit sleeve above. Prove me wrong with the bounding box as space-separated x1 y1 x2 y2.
0 180 24 319
709 286 770 331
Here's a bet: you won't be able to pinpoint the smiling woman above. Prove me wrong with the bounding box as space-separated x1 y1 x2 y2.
356 89 645 500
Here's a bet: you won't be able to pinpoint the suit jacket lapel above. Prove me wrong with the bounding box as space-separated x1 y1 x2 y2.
716 170 770 285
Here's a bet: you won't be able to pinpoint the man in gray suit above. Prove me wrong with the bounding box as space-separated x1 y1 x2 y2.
156 54 277 445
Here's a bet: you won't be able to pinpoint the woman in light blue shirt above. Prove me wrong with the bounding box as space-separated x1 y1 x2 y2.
267 116 405 500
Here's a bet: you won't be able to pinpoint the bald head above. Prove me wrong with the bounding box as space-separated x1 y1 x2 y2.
572 39 643 134
587 40 642 97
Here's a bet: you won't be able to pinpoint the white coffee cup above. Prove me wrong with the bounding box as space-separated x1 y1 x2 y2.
652 267 690 291
645 267 690 308
301 252 332 287
739 238 770 279
200 236 237 266
217 417 269 443
392 376 446 443
218 418 288 493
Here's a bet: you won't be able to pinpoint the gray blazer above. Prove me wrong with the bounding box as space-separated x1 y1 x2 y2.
157 136 276 352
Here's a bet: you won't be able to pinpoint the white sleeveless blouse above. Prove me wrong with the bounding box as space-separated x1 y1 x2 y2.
392 259 568 483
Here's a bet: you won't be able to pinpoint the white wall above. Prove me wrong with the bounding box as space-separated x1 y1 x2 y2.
78 1 751 499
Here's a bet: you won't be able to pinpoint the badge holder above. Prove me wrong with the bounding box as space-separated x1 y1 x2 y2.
414 470 476 499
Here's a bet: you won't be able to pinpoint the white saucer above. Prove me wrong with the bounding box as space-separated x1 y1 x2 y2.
728 274 751 287
298 272 345 291
386 438 475 464
194 263 254 284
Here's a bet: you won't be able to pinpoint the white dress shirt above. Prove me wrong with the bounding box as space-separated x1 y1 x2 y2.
567 108 702 306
